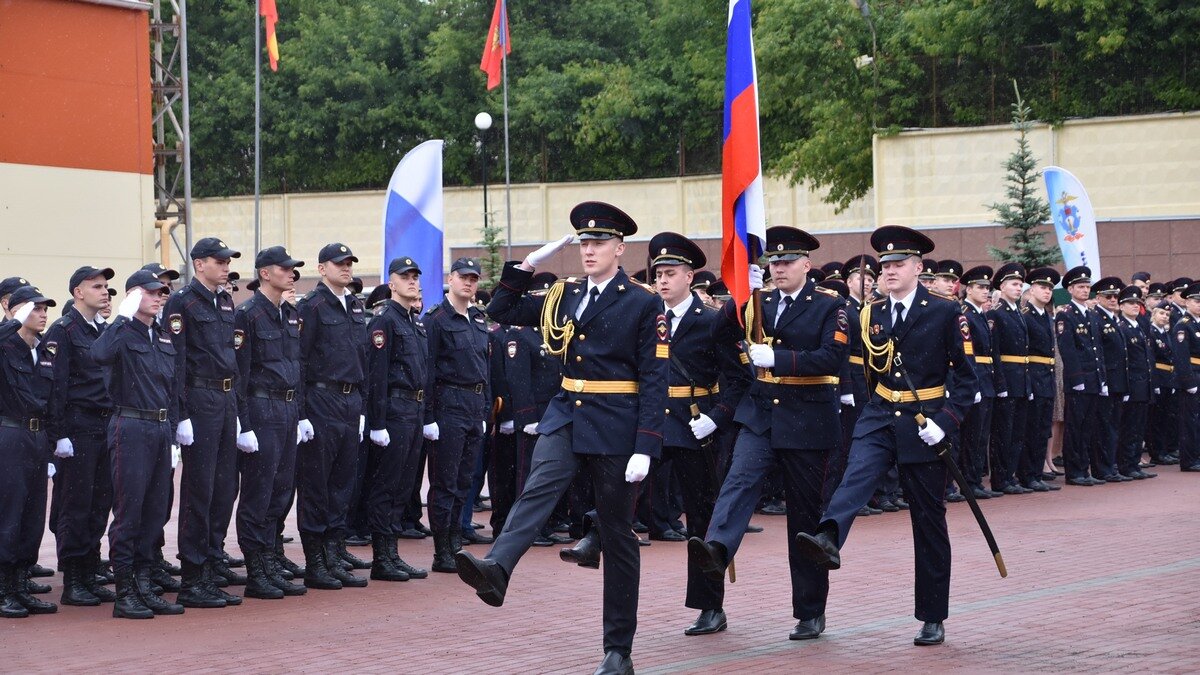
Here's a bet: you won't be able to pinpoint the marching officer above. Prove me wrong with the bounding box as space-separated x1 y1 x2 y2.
164 237 245 607
958 266 1000 499
456 201 668 675
795 226 978 646
690 226 848 642
295 243 370 589
363 256 431 582
1170 282 1200 472
1091 276 1130 483
1115 286 1155 479
1056 266 1108 486
835 255 878 502
422 257 492 573
0 288 58 619
92 273 185 619
232 246 309 599
987 262 1030 495
1020 268 1061 492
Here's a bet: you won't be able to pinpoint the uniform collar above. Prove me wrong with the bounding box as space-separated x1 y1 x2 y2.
665 293 693 317
888 286 918 311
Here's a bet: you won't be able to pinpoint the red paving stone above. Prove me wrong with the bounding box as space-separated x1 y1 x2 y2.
4 469 1200 673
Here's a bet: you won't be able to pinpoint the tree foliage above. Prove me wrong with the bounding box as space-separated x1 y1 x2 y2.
185 0 1199 204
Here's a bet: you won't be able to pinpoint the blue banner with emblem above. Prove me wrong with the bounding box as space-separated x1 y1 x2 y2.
382 140 444 312
1044 166 1101 278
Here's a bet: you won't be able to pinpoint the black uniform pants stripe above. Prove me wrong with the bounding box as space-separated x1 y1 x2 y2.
959 397 993 491
705 429 830 621
1147 390 1178 461
297 388 362 537
1062 392 1100 480
178 388 239 565
108 417 173 569
1020 396 1054 485
236 398 300 554
989 395 1027 490
662 445 723 611
367 398 423 535
1116 400 1148 475
51 417 112 563
488 426 640 656
819 425 951 623
1093 395 1122 478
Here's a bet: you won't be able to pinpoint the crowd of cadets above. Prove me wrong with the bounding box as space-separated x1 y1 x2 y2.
0 222 1195 641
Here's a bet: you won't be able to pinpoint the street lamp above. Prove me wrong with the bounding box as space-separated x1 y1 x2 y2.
475 112 493 234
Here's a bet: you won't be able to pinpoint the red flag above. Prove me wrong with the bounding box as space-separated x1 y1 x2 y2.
480 0 511 90
261 0 280 72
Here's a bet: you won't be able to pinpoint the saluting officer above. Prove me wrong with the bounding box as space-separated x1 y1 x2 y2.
0 288 58 619
1055 266 1107 486
1115 285 1156 480
164 237 245 607
1020 268 1062 492
690 226 848 642
295 243 370 589
1170 282 1200 472
92 273 185 619
958 266 1000 499
796 226 978 646
363 256 431 582
232 246 309 599
456 201 668 675
1091 277 1130 483
987 262 1030 495
421 257 492 573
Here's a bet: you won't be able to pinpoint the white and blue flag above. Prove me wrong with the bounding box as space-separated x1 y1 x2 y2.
1044 166 1101 277
382 140 445 308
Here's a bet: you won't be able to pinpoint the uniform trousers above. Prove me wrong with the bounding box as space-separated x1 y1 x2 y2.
108 417 173 569
52 409 112 563
989 395 1027 490
427 386 486 533
1093 395 1122 477
236 397 300 554
297 388 362 537
1062 392 1100 480
1020 396 1054 485
959 397 993 491
662 445 723 610
178 387 239 566
368 397 424 536
1116 399 1148 475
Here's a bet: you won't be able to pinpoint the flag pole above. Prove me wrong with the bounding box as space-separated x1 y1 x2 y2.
501 12 512 261
254 0 262 254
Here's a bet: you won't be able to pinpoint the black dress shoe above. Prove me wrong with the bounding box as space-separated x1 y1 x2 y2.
344 534 370 547
631 521 650 533
794 531 841 570
29 563 54 578
532 535 555 547
984 489 1004 498
893 498 909 510
945 492 967 503
561 530 601 569
461 529 494 545
971 488 991 500
757 502 787 516
1023 481 1051 492
637 537 650 547
1121 472 1144 480
856 506 873 516
1066 477 1094 486
1042 481 1062 491
397 527 426 539
745 524 764 533
1182 464 1200 472
684 608 728 635
592 650 633 675
1101 474 1131 483
1086 476 1107 485
651 529 687 542
1001 484 1024 495
789 614 825 640
914 621 945 645
1137 470 1158 479
1159 455 1180 466
281 535 294 544
454 552 508 607
688 538 728 582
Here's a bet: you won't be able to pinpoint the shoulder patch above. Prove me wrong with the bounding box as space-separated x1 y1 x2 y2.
655 313 670 358
507 340 517 358
44 341 57 357
233 329 245 349
168 314 183 334
1057 319 1065 335
958 314 972 342
372 329 385 349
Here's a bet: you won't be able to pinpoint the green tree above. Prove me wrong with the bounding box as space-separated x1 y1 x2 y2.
986 83 1059 268
477 209 505 291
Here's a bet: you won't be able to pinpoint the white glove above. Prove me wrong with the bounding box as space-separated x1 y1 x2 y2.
624 453 651 482
522 423 538 436
498 420 514 435
997 391 1008 398
423 422 440 440
171 444 182 469
13 300 36 324
525 235 574 269
917 418 946 446
117 288 143 319
236 431 259 454
1154 388 1161 395
359 415 365 442
297 418 315 443
749 264 764 291
1122 395 1129 402
748 343 775 368
370 429 390 446
175 418 194 446
47 463 56 479
482 421 487 434
840 394 855 407
689 414 717 440
973 392 982 404
54 438 74 459
1029 392 1034 401
1189 387 1197 395
1072 383 1085 391
236 418 242 435
1100 385 1109 397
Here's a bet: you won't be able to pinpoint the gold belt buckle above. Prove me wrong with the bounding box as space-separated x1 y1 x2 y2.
28 418 40 432
157 409 168 422
222 378 233 392
573 379 584 393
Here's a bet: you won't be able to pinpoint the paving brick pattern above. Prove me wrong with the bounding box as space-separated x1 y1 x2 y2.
5 471 1198 673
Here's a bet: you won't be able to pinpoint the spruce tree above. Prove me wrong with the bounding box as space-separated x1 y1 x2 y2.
478 209 505 292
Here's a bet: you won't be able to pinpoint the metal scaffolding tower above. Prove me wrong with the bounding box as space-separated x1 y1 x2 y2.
149 0 193 280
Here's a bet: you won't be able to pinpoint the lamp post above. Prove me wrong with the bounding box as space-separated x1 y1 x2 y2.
475 112 493 234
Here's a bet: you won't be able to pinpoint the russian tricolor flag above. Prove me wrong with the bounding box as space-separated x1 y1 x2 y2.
721 0 766 311
382 140 445 311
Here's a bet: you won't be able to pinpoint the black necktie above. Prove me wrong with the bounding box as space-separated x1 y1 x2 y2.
893 301 906 334
579 286 599 320
774 296 793 329
665 309 676 338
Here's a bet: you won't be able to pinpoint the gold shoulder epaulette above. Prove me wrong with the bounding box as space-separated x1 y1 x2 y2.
928 291 956 302
815 286 839 298
635 282 656 294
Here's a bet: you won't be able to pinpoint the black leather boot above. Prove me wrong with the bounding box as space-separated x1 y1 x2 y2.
14 567 57 614
560 529 601 569
389 535 428 579
244 550 285 600
275 534 304 579
301 534 341 590
84 552 116 602
449 529 463 554
61 558 101 606
431 530 458 573
262 550 307 596
324 538 368 587
155 548 182 576
23 571 50 595
369 534 409 582
28 562 54 578
211 558 248 586
111 565 152 619
204 561 243 605
135 566 184 615
1 566 29 618
176 561 226 609
148 561 181 593
337 539 372 570
93 554 115 584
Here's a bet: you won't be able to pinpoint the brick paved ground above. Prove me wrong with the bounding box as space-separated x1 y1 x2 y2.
4 470 1199 673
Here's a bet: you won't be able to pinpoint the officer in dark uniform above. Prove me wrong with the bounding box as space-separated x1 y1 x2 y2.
164 237 246 607
987 262 1030 494
0 287 58 619
1056 266 1107 485
46 266 121 607
1115 285 1156 479
1147 303 1179 465
232 246 309 599
1091 276 1130 482
958 266 1000 499
1170 282 1200 472
1165 278 1191 327
92 272 186 619
363 256 431 582
691 270 717 308
690 226 848 642
456 201 668 675
932 260 960 298
295 243 370 589
1020 268 1061 492
421 257 492 572
796 226 978 646
0 276 32 318
835 255 878 503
